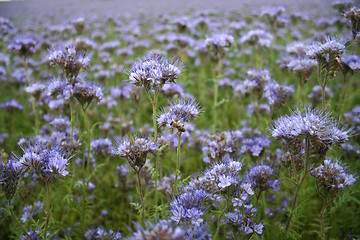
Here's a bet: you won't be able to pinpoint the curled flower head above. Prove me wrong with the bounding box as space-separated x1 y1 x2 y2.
126 52 185 91
205 33 234 53
48 45 92 80
0 158 24 200
306 36 346 80
344 6 360 39
114 135 157 172
157 99 202 135
270 107 352 166
16 139 72 179
8 35 36 57
311 158 356 202
246 164 280 192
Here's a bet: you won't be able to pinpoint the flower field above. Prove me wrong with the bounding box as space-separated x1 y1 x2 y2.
0 1 360 239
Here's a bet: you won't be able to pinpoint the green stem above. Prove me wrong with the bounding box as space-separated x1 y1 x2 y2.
213 54 222 132
173 133 182 195
136 169 145 219
24 57 39 135
70 102 75 144
214 199 228 239
145 88 160 204
321 85 326 109
7 201 32 239
320 199 328 240
43 179 51 240
284 136 310 239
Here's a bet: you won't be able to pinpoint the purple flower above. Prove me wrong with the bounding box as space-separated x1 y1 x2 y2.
311 158 356 200
48 45 92 80
126 52 185 91
0 99 24 113
157 99 202 134
8 35 36 57
113 135 157 171
246 164 280 192
16 138 72 179
0 158 24 200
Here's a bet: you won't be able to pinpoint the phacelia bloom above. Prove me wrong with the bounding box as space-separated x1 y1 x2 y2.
0 99 24 113
21 201 43 223
91 138 113 157
113 135 157 172
201 131 242 163
246 164 280 192
270 107 351 166
126 52 185 91
8 36 36 57
263 81 294 108
157 99 202 135
48 45 92 80
344 7 360 39
306 36 345 79
205 33 234 52
225 206 264 236
129 221 184 240
310 158 356 201
344 106 360 133
287 57 317 81
0 158 24 200
341 54 360 73
16 139 72 179
240 29 273 48
72 80 104 107
84 227 122 240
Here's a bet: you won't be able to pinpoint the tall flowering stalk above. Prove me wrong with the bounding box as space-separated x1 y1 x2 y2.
114 135 157 219
126 52 185 202
310 158 356 240
306 36 346 108
157 99 202 194
8 36 39 135
270 107 351 238
205 33 234 131
15 139 72 239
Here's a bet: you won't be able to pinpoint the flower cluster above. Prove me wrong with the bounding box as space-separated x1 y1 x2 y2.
21 201 43 223
113 135 157 172
157 99 202 135
16 138 72 179
0 99 24 113
271 107 351 166
205 33 234 58
0 158 24 200
8 36 36 57
344 6 360 39
48 45 92 80
126 52 185 91
246 164 280 192
84 227 122 240
306 36 346 80
310 158 356 201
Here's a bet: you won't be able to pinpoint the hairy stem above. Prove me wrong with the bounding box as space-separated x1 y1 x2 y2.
214 199 228 239
173 133 182 195
137 169 145 219
24 57 39 135
320 199 328 240
284 136 310 239
213 54 222 132
43 179 51 240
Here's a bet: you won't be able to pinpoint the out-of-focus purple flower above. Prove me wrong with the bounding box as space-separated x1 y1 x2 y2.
0 99 24 113
91 138 113 157
21 201 43 223
8 35 36 57
240 29 273 48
